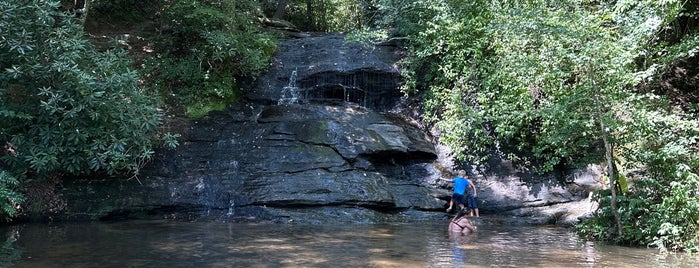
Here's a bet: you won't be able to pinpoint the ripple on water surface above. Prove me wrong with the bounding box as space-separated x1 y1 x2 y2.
3 218 698 267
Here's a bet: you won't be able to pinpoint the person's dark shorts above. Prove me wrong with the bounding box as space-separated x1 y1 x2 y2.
467 195 478 209
452 193 465 205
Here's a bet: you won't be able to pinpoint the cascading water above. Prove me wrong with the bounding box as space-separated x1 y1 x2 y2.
227 199 235 216
278 69 301 105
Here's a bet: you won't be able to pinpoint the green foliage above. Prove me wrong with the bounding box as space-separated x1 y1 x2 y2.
261 0 373 32
578 168 699 252
651 171 699 252
149 0 276 117
370 0 493 163
0 171 24 221
481 2 617 171
618 105 699 252
0 0 169 219
576 67 699 252
373 0 699 251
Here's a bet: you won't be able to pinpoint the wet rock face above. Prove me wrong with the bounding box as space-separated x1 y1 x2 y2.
248 34 404 110
37 34 603 225
57 104 447 223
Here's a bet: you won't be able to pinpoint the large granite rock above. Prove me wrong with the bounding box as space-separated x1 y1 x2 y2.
471 160 604 224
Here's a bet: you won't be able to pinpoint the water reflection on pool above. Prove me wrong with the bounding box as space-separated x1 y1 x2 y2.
2 218 697 267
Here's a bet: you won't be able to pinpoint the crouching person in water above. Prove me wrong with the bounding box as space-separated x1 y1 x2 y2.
448 209 477 234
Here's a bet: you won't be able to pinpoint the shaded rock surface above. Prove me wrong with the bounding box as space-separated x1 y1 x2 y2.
58 104 446 224
26 34 604 225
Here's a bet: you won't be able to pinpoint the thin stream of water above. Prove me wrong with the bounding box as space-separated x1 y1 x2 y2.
2 218 697 267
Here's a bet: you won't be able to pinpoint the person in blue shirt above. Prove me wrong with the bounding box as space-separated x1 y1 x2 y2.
439 170 477 213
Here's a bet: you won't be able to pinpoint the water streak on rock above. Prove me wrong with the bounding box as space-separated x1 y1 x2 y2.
278 69 300 105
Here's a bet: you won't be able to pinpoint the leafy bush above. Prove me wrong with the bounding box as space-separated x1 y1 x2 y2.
0 171 24 221
651 172 699 252
149 0 276 117
0 0 170 219
578 169 699 252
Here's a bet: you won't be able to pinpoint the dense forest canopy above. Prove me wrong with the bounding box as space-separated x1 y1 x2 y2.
1 0 697 252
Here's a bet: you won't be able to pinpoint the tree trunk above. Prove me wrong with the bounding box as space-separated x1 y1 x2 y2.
273 0 288 19
589 63 623 237
601 123 624 237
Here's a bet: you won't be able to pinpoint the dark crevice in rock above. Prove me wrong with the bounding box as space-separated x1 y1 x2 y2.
297 70 403 110
361 151 437 177
362 150 437 163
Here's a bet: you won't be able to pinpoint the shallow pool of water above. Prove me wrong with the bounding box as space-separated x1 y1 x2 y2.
2 217 697 267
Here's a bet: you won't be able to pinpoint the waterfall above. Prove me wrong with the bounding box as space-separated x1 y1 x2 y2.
227 199 235 216
278 69 301 105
